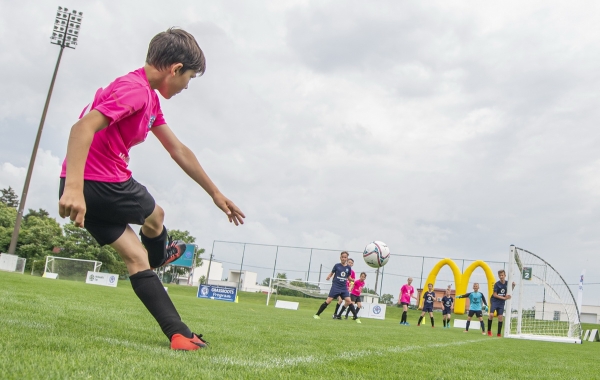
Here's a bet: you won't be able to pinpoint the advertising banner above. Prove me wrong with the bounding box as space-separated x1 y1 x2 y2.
169 244 195 268
197 284 237 302
86 271 118 287
356 302 387 320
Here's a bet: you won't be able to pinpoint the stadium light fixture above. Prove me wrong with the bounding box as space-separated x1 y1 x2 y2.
8 6 84 255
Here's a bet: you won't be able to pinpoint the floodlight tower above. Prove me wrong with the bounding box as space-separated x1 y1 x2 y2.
7 7 84 255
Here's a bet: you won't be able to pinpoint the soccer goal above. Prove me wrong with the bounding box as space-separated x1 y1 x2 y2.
266 278 330 306
0 253 26 274
505 245 582 344
44 256 102 281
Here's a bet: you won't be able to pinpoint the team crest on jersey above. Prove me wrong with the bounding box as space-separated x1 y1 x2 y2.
341 271 346 278
148 115 156 129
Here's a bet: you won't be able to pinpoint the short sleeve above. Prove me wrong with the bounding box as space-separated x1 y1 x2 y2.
152 96 166 127
94 84 147 124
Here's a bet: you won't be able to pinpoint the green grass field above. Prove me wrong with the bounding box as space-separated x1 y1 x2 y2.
1 271 599 379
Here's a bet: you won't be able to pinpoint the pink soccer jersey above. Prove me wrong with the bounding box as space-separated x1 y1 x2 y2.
346 269 356 290
351 279 365 296
400 284 414 303
60 67 166 182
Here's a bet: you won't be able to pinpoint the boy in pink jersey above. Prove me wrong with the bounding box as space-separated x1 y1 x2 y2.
58 28 245 351
399 277 418 325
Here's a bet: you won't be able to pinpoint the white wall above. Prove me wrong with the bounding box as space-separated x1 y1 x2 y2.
190 261 223 286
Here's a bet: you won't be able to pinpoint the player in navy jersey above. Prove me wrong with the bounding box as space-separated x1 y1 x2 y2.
417 283 435 327
441 289 453 328
313 251 361 323
457 283 488 334
334 258 355 317
487 269 515 337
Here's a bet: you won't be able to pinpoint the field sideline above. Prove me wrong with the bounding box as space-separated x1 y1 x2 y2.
1 271 599 379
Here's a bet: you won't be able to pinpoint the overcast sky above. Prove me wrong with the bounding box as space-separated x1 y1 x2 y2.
1 0 599 302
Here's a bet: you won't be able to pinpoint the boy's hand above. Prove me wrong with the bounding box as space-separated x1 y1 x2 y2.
59 188 86 228
212 193 245 226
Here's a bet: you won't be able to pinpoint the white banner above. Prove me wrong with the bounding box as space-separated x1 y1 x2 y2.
357 302 387 320
85 271 118 287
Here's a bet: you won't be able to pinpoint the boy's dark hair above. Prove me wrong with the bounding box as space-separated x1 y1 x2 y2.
428 283 433 287
360 272 367 277
340 251 349 257
146 27 206 75
498 269 506 276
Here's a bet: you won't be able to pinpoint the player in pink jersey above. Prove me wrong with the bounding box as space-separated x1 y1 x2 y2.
399 277 418 325
58 28 244 351
343 272 367 319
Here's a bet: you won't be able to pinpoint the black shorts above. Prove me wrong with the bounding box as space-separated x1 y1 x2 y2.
401 302 410 306
442 307 452 315
423 305 433 313
350 294 362 303
468 310 483 318
59 177 155 246
490 303 505 316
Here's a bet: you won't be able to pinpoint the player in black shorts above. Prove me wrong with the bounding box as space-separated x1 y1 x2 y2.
58 28 245 351
417 283 435 327
441 289 454 328
313 251 361 323
487 269 515 337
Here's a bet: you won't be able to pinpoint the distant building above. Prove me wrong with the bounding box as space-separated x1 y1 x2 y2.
533 302 600 324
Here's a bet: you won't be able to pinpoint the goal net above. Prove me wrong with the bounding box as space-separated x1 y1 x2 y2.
266 278 330 305
44 256 102 281
505 246 582 344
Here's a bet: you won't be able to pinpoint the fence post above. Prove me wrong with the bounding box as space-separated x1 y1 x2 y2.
318 264 322 283
238 244 246 291
379 265 385 296
307 248 313 282
272 246 279 280
206 240 216 285
419 256 425 290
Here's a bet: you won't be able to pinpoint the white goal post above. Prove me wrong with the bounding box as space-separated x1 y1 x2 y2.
44 256 102 280
505 245 582 344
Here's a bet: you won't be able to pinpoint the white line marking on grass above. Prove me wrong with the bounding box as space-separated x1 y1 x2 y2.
211 339 485 369
4 319 52 329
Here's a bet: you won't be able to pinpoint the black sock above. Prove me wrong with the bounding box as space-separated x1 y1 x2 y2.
443 320 446 327
488 319 493 332
430 317 434 327
466 320 470 331
316 302 328 316
348 303 358 319
401 311 407 323
345 306 351 317
340 306 347 316
480 321 485 332
139 226 168 268
418 316 423 325
130 269 191 340
447 318 451 327
334 303 341 315
498 321 503 335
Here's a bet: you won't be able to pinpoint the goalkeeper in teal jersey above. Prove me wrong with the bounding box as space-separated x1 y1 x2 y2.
456 283 488 334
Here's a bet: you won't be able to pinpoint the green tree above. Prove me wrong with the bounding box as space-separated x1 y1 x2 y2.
380 294 394 304
0 187 19 208
17 210 63 266
0 202 17 252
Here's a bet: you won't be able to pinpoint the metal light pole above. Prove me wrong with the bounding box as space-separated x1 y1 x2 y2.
8 7 83 255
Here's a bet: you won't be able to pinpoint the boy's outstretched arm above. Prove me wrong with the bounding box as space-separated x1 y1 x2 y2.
59 110 110 227
152 124 245 225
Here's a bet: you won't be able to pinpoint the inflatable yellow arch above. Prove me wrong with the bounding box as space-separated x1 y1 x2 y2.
418 258 496 315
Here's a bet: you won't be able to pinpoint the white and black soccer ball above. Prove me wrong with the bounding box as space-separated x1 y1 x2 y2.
362 241 391 268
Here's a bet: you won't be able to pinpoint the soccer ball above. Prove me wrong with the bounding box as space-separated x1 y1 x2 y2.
363 241 391 268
